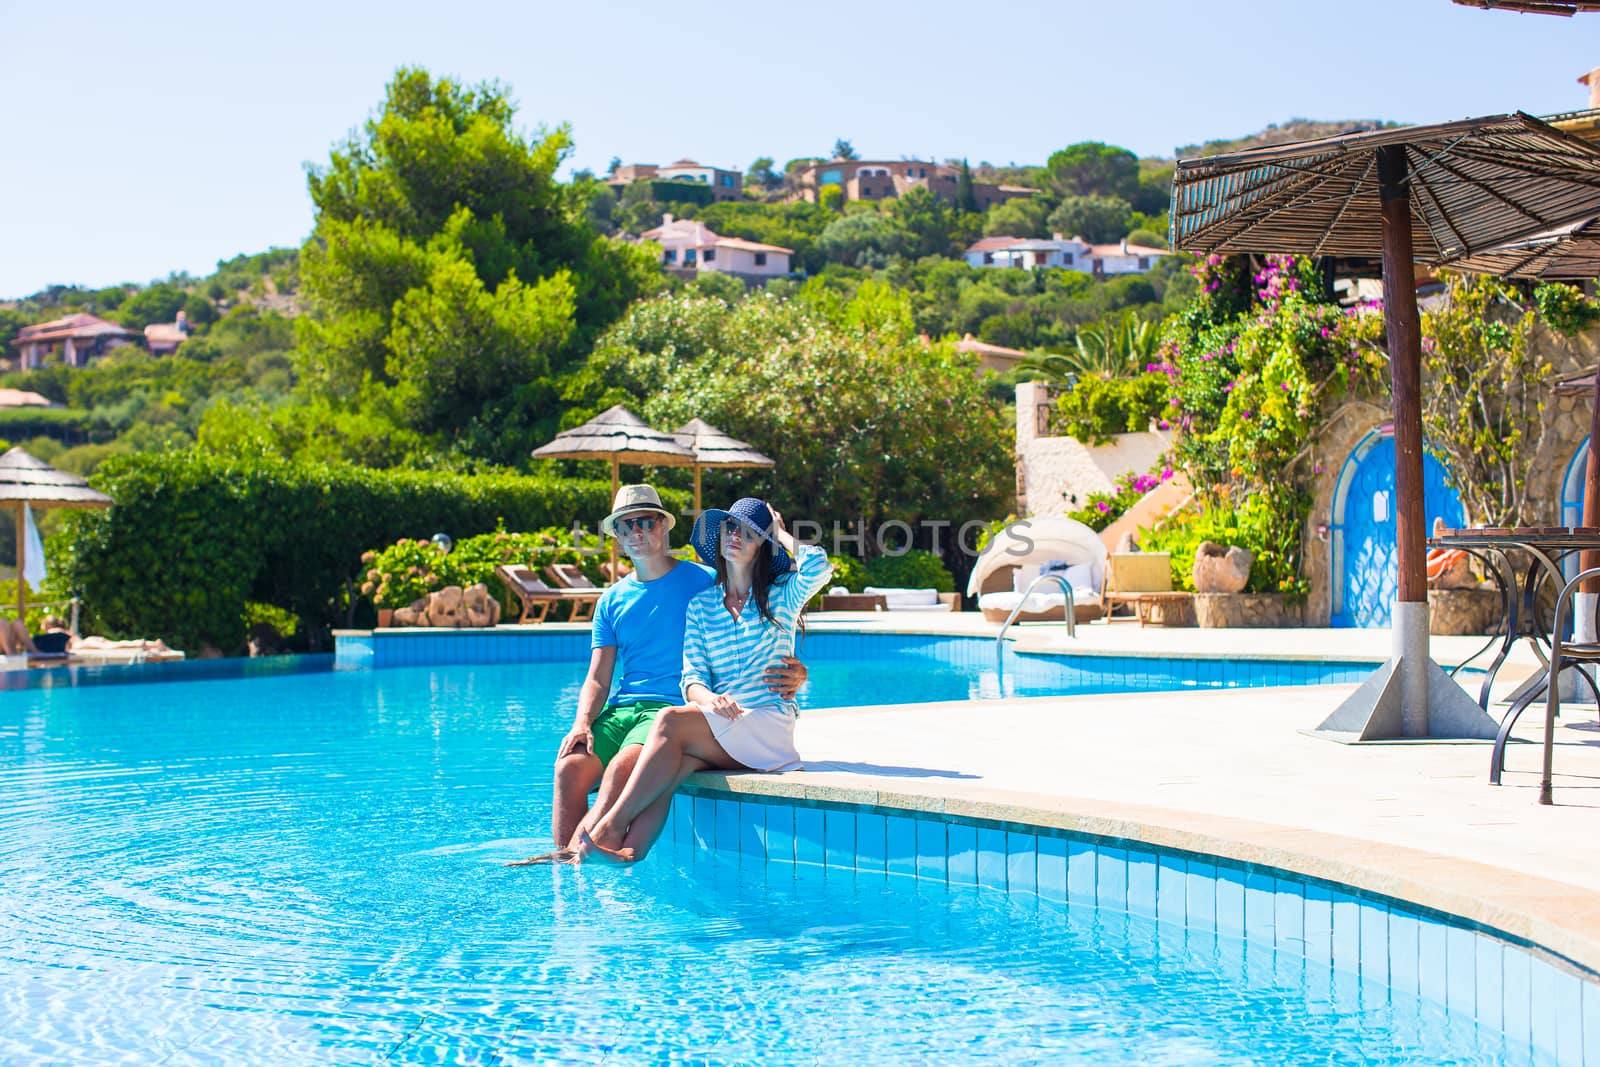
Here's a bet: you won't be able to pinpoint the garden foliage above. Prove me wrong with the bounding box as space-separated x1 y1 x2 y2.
54 453 675 654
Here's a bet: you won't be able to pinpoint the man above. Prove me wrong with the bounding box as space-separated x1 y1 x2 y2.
512 484 804 864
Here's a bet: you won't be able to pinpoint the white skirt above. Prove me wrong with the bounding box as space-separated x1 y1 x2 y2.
701 705 801 772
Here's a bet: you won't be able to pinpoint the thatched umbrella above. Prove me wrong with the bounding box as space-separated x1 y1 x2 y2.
1451 0 1600 13
531 405 696 574
0 448 113 622
1171 111 1600 741
531 405 696 501
671 419 775 515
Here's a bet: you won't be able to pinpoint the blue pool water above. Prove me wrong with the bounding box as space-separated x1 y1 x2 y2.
0 652 1566 1064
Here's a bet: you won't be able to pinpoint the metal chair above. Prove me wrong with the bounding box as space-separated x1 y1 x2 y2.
1537 565 1600 805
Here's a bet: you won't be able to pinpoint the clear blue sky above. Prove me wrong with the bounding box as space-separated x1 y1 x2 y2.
2 0 1596 298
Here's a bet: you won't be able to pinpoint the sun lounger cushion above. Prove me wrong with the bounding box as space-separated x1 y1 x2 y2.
862 586 953 612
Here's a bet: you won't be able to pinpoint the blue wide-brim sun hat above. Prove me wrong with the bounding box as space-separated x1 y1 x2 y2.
690 497 793 579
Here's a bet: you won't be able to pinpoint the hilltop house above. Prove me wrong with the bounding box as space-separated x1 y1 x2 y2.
965 234 1171 276
792 159 1033 209
608 159 743 202
640 215 792 281
11 313 139 369
144 311 192 356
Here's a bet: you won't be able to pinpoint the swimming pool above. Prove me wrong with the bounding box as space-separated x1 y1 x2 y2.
0 653 1581 1063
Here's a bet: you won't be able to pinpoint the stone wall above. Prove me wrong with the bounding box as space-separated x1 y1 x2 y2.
1014 381 1172 519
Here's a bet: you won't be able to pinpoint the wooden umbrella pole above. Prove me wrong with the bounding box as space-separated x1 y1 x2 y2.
1378 145 1431 738
693 466 702 518
608 459 620 582
1584 375 1600 589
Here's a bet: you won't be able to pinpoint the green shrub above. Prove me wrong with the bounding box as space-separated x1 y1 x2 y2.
1053 372 1169 444
1139 486 1308 598
863 549 954 593
57 451 686 654
825 554 867 593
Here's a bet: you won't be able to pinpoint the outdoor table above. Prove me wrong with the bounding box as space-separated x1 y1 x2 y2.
1429 526 1600 782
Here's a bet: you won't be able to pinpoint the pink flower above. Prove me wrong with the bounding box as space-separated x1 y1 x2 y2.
1095 501 1111 513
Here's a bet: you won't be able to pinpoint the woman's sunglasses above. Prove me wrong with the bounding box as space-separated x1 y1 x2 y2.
616 515 660 534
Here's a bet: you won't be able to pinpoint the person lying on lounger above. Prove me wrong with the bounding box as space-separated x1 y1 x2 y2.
507 485 806 866
0 615 175 657
575 497 832 863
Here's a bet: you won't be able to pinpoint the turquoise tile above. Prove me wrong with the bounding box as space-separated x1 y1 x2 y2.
1359 902 1390 989
737 802 764 861
1475 933 1503 1030
764 804 794 864
1389 909 1420 999
885 816 917 878
693 796 716 850
1244 871 1274 939
1557 968 1584 1067
1419 918 1448 1007
977 828 1007 891
915 819 947 881
948 824 978 886
1096 847 1128 912
1186 860 1218 932
1532 956 1560 1058
856 813 887 875
1216 868 1246 936
1446 924 1475 1016
1272 878 1304 953
1581 977 1599 1067
669 795 692 848
824 809 855 869
1503 942 1531 1046
1331 892 1360 976
794 807 825 866
1067 840 1096 905
1157 855 1187 925
1126 851 1157 919
715 799 740 854
1038 837 1067 903
1006 832 1036 895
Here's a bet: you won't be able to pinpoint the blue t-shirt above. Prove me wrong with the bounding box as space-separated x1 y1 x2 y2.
591 560 716 703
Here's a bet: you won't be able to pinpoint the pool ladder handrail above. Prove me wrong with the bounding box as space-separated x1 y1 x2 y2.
995 574 1076 681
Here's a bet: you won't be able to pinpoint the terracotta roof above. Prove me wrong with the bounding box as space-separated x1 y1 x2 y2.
714 236 792 255
966 236 1021 253
954 334 1029 360
14 313 136 345
0 389 51 408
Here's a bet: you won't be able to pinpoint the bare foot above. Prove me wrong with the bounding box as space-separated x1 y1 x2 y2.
574 829 636 864
504 849 576 866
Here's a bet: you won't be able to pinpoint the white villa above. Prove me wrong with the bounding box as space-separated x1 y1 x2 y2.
640 214 792 280
965 234 1171 276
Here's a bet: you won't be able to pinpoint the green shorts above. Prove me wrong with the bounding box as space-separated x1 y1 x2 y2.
590 699 673 767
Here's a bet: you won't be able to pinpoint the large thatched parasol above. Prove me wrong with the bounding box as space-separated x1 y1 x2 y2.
531 405 696 501
671 419 775 516
0 448 113 621
1172 111 1600 741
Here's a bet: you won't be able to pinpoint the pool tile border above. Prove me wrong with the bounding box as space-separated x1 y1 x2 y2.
668 784 1600 1066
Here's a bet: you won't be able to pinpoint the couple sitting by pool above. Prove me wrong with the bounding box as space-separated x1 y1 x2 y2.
510 483 832 865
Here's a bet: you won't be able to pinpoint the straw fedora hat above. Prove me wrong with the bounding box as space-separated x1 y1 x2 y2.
600 484 677 537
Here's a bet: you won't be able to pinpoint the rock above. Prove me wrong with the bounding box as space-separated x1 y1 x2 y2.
1193 541 1252 594
462 582 501 628
1115 532 1139 554
425 586 465 627
1193 592 1303 628
393 597 430 627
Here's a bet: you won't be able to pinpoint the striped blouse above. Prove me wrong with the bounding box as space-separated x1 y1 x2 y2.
680 544 834 715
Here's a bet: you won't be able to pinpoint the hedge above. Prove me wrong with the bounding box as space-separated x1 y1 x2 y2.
55 452 688 654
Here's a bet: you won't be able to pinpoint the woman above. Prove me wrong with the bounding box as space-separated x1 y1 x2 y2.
579 498 831 862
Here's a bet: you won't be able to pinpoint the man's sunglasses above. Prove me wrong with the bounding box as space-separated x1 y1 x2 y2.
616 515 661 534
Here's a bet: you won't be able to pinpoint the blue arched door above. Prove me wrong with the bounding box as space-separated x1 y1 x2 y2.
1331 432 1465 628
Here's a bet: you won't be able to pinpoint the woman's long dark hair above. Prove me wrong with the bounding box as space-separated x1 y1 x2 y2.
715 537 778 623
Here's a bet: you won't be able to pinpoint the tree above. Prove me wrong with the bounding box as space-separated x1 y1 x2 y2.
117 284 187 330
746 156 780 191
832 138 859 161
1044 142 1140 200
818 184 845 213
956 159 978 214
1047 195 1133 244
818 211 905 266
888 185 956 259
983 197 1052 238
607 155 622 175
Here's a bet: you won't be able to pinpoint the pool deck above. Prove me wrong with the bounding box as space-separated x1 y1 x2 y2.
691 614 1600 974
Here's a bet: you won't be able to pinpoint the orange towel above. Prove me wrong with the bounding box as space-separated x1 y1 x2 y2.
1426 548 1467 582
